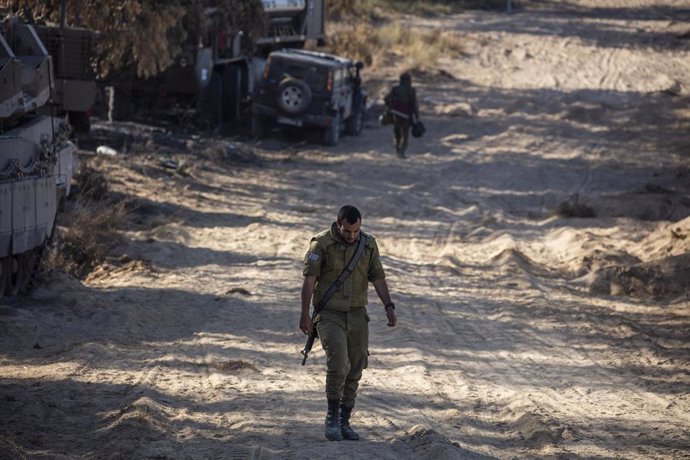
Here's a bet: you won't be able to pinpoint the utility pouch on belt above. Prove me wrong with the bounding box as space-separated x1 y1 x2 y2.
301 233 368 365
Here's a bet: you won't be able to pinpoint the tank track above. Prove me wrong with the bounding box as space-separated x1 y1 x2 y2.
0 246 45 301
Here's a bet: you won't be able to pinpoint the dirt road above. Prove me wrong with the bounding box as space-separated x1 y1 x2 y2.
1 2 689 459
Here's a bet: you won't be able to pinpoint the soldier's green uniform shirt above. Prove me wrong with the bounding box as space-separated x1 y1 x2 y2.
385 83 419 118
303 223 385 311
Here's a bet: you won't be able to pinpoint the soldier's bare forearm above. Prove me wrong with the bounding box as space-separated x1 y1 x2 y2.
372 278 392 306
301 276 317 315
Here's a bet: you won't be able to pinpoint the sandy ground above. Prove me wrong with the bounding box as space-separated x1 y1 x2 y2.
2 1 690 459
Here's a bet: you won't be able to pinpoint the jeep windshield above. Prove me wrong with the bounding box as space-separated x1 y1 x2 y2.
267 59 327 90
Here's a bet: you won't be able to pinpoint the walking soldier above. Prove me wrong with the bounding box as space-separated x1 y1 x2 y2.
300 205 397 441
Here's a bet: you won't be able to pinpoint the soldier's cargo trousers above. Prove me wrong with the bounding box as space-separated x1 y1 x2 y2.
393 116 411 157
315 307 369 407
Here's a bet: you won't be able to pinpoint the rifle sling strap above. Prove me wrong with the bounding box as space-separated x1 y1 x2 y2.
311 233 367 319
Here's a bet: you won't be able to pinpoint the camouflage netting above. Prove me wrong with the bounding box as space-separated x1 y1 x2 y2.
3 0 266 78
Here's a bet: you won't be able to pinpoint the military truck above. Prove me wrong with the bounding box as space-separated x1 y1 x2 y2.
0 11 87 299
118 0 326 129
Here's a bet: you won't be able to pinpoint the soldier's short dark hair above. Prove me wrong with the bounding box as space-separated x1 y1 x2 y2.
338 205 361 224
400 72 411 83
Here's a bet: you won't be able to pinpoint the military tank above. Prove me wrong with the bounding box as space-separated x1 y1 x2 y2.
0 13 77 299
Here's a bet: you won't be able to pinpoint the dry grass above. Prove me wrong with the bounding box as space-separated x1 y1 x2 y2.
325 0 510 74
380 23 464 71
328 0 507 18
42 166 129 279
325 23 381 66
325 20 464 74
327 0 358 19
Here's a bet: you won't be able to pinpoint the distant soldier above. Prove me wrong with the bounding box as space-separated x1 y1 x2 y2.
300 205 397 441
384 72 420 158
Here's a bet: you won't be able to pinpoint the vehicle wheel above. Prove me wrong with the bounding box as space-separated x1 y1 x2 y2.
5 253 29 297
322 112 341 146
345 106 364 136
5 250 40 296
277 78 312 115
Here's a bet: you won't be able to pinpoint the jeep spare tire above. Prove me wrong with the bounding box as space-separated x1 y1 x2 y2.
277 78 312 114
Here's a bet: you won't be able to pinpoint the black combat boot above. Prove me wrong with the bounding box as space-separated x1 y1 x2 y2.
324 399 342 441
340 405 360 440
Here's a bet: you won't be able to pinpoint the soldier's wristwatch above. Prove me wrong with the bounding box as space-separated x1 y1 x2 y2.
385 303 395 310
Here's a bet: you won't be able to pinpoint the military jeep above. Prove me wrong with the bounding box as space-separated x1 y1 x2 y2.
251 49 366 146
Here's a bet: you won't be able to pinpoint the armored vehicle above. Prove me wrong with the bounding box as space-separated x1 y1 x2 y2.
251 48 366 145
0 13 78 299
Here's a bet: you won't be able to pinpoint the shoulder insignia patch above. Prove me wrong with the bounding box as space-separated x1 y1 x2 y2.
308 253 320 261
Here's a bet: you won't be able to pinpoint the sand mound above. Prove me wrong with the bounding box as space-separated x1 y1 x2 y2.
508 412 566 450
582 253 690 301
402 425 491 460
576 217 690 301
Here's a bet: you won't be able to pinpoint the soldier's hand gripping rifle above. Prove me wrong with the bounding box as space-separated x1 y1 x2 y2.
300 319 318 366
301 233 367 365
